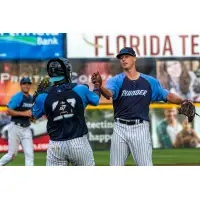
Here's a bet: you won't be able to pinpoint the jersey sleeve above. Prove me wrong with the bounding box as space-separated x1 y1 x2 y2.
7 92 23 110
32 93 48 119
86 88 100 106
73 85 100 108
141 74 169 102
106 74 124 100
151 79 169 102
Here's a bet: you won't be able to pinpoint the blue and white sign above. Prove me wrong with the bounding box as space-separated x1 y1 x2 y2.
0 33 65 60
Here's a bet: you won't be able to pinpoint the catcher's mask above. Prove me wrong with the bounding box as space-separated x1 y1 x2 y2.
47 58 72 83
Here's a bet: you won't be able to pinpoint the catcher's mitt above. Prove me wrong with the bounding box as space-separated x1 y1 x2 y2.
178 99 196 123
33 77 50 103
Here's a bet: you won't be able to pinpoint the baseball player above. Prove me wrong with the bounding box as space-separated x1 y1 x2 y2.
0 77 34 166
91 47 196 166
32 58 101 166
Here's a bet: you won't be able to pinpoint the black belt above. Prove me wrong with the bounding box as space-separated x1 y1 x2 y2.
116 119 143 125
14 123 29 128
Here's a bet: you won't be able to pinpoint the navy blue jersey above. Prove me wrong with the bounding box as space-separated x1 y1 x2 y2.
32 83 100 141
7 92 33 126
106 73 169 121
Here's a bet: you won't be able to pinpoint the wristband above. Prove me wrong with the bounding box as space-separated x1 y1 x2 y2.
93 88 101 97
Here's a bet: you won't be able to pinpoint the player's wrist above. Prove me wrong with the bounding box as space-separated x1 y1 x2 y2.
93 85 101 98
94 83 101 89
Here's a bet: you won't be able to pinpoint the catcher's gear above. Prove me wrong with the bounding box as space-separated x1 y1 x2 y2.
178 99 196 123
32 76 50 103
47 58 72 83
91 71 102 86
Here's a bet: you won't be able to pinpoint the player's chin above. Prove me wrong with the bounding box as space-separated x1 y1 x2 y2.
122 66 131 71
22 90 29 94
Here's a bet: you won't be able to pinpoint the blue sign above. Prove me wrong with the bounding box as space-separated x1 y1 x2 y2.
0 33 65 60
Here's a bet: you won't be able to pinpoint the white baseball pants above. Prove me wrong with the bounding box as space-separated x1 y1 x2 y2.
110 120 153 166
46 135 95 166
0 122 34 166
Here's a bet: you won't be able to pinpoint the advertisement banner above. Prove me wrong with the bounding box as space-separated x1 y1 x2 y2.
0 109 114 152
156 59 200 102
0 61 48 105
0 111 49 152
67 33 200 58
85 109 114 150
70 58 156 104
0 59 156 105
0 33 65 60
151 107 200 149
1 106 200 152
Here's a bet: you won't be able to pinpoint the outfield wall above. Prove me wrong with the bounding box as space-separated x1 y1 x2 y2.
0 104 200 152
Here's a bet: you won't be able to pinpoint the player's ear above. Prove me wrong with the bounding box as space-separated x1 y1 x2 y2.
133 56 136 62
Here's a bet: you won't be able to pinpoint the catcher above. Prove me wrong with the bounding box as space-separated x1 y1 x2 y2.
32 58 101 166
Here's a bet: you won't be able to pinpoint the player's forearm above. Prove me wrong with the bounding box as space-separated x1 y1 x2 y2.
7 108 27 117
100 86 113 100
166 93 184 104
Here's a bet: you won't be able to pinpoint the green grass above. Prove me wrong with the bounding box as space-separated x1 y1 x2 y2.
1 149 200 166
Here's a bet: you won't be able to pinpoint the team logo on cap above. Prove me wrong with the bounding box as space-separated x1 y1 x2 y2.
121 48 129 53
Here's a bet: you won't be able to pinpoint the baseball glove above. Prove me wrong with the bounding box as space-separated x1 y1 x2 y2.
178 99 196 123
33 76 51 103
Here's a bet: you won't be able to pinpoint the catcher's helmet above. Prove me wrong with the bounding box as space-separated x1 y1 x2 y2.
47 58 72 83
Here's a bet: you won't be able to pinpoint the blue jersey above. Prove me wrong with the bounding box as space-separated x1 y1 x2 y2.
106 73 169 121
7 92 33 126
32 83 100 141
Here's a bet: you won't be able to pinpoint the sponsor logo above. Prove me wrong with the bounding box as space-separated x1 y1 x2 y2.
0 33 59 46
88 132 111 143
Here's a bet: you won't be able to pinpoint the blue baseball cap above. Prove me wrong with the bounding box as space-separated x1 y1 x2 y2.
116 47 136 59
20 77 32 85
49 76 65 83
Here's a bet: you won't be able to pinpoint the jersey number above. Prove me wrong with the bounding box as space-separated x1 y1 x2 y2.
52 98 76 121
66 98 76 108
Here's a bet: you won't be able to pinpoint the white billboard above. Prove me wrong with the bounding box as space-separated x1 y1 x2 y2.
67 33 200 58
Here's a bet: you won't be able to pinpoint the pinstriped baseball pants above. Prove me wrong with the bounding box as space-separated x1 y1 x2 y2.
110 120 153 166
46 135 95 166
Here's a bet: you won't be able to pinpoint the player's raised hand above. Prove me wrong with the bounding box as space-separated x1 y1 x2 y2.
91 71 102 86
91 72 97 84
